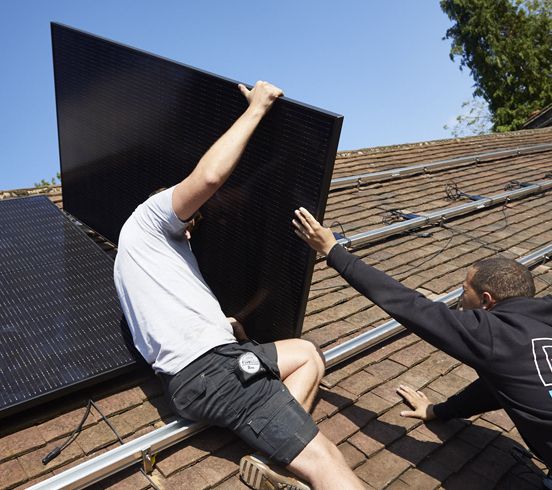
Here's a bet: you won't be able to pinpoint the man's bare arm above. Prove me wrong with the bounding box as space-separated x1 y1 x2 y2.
227 317 248 341
172 81 283 220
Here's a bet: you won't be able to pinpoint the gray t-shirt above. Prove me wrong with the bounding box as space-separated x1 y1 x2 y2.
114 186 236 374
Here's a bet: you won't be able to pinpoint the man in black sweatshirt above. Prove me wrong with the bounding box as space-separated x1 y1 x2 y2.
292 207 552 479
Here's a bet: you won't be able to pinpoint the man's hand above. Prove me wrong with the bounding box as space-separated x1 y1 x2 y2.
292 207 337 256
172 80 283 221
397 384 436 421
227 317 248 341
238 81 283 116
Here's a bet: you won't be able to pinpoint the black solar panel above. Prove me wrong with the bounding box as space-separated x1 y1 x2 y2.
0 196 135 419
52 23 342 342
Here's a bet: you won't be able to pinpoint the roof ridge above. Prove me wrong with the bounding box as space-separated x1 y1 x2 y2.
336 126 552 159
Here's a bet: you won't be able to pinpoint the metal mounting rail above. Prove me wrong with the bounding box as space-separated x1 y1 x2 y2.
324 242 552 367
30 242 552 490
29 421 207 489
336 179 552 250
330 143 552 190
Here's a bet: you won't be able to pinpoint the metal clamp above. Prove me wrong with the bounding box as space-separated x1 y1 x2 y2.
141 448 156 474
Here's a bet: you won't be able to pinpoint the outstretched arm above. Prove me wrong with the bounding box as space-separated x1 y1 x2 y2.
172 81 284 220
292 207 495 371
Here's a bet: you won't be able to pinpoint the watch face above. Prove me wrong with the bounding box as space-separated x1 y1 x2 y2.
238 352 261 374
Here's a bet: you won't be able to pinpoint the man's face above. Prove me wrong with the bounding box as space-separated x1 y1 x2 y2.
460 267 483 310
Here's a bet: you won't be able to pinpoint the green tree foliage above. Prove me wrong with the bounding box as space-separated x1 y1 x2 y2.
441 0 552 132
34 172 61 188
444 97 492 137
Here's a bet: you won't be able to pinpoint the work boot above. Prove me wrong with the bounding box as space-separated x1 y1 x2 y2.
239 454 310 490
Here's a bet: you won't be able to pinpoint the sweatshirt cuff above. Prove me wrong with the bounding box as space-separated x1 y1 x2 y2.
326 243 348 269
432 401 455 421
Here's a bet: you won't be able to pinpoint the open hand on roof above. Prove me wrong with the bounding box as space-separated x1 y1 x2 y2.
397 384 436 421
238 80 283 115
292 207 337 256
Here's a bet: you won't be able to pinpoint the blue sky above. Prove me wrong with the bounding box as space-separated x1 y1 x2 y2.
0 1 475 190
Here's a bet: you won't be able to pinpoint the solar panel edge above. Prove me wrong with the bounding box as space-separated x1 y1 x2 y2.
0 362 138 421
50 23 342 119
294 115 344 338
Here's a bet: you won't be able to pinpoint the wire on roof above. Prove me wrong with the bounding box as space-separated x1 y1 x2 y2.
42 400 161 490
504 180 532 190
381 209 421 225
445 182 485 201
396 201 511 276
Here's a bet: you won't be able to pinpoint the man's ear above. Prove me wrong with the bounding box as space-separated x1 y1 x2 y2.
481 291 497 310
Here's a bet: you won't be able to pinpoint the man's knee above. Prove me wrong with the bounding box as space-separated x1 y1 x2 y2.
275 338 326 383
297 339 326 377
313 342 327 370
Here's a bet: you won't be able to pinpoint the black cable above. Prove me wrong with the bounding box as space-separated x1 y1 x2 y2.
330 220 347 239
312 201 544 295
381 209 408 225
42 400 93 464
91 401 161 490
42 399 162 490
440 201 510 254
365 200 510 276
445 182 463 201
396 223 455 274
90 400 124 444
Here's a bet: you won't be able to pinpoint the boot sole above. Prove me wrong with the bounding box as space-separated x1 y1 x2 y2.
239 455 310 490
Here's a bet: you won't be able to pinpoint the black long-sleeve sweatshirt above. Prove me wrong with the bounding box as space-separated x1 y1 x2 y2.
327 244 552 467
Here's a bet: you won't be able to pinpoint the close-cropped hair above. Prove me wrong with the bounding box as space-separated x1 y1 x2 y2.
470 257 535 301
149 187 167 197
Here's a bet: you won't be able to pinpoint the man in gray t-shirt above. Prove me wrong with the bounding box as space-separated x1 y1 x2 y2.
114 82 364 490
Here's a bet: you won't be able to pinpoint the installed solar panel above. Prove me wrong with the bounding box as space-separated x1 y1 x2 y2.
52 23 342 342
0 196 135 419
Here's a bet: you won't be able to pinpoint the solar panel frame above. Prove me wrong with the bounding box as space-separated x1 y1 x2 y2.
0 196 137 419
52 23 343 342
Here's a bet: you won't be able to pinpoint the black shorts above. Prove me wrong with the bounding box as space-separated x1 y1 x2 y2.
160 341 319 465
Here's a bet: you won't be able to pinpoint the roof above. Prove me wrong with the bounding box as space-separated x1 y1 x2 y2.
1 126 551 489
523 104 552 130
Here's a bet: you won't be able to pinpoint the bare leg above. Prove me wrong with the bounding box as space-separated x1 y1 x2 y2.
276 341 364 487
287 432 365 490
241 340 363 489
275 339 325 411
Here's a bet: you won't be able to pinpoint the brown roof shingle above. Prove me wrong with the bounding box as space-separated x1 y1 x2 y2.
1 126 551 489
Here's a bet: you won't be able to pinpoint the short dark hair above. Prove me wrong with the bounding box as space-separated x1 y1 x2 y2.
470 257 535 301
149 187 167 198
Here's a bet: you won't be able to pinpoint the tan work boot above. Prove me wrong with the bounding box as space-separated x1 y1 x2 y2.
239 454 311 490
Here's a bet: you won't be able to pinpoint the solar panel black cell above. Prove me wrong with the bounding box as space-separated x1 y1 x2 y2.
0 196 136 419
52 24 342 342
